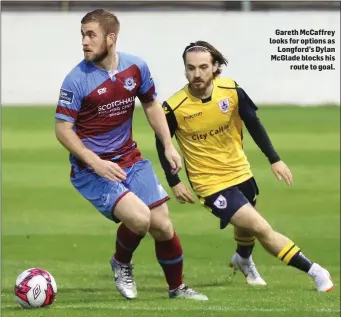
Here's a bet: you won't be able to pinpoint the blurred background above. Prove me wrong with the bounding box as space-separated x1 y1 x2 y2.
1 0 340 106
2 0 340 12
1 2 340 316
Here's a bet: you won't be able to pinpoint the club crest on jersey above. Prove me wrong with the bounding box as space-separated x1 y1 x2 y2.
218 98 230 113
123 77 136 92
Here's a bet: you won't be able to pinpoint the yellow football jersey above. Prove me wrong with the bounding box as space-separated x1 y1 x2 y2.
163 77 253 198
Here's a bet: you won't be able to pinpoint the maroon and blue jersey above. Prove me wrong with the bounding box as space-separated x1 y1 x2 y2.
55 52 156 172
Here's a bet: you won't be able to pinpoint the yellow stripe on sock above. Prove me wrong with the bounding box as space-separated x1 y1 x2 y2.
282 246 300 264
234 235 256 246
235 240 255 246
234 235 256 242
277 241 295 259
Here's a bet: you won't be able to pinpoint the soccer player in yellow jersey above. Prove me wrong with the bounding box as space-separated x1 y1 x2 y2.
155 40 333 292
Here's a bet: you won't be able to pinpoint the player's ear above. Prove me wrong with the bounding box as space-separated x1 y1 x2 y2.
212 62 219 73
107 32 117 45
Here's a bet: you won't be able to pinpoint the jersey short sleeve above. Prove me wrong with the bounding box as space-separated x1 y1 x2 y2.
137 60 157 104
55 75 83 123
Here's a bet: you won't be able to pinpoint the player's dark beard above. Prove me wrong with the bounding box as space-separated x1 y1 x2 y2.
189 78 212 97
92 41 109 63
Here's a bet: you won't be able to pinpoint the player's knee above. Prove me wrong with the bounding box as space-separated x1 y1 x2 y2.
120 206 151 236
132 208 151 235
233 204 273 239
149 219 174 241
153 217 174 234
114 192 151 235
149 206 174 241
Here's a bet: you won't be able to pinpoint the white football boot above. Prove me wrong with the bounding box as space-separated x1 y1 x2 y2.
169 284 208 300
229 253 267 286
110 257 137 299
308 263 334 292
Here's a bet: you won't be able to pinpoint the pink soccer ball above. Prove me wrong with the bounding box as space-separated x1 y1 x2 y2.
14 268 57 308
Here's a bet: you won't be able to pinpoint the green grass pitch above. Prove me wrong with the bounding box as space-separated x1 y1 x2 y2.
1 105 340 317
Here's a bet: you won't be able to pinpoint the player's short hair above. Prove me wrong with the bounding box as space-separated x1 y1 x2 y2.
182 41 228 77
81 9 120 36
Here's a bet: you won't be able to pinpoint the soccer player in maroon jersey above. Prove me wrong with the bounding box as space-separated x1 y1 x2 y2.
55 9 208 301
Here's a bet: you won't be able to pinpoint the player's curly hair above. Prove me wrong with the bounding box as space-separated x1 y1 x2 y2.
182 41 228 78
81 9 120 37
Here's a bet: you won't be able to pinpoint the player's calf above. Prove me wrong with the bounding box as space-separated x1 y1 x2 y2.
150 204 183 290
231 203 287 256
149 204 208 299
110 192 151 299
112 193 150 268
234 226 256 259
230 227 266 285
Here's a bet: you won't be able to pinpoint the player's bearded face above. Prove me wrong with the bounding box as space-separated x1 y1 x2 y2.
82 22 111 63
83 37 109 63
185 51 218 94
89 38 109 63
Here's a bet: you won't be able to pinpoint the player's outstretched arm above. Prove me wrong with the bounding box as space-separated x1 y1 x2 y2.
142 99 182 174
55 119 126 182
237 85 293 186
154 102 182 183
153 105 195 204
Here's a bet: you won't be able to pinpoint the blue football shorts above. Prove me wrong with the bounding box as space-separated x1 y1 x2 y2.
201 177 260 229
70 159 170 223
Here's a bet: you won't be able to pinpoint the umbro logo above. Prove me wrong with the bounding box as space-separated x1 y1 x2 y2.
97 87 107 95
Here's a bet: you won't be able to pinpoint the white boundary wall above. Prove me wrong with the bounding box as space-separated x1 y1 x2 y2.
2 11 340 106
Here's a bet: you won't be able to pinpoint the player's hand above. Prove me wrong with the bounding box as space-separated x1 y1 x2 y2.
164 144 182 175
92 159 127 182
271 160 293 187
171 182 195 204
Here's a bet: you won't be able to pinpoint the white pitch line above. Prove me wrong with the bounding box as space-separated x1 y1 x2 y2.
3 304 340 313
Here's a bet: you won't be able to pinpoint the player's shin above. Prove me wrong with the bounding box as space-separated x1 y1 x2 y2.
253 219 333 291
114 223 145 263
154 231 184 290
257 230 314 273
277 240 313 272
234 227 255 258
